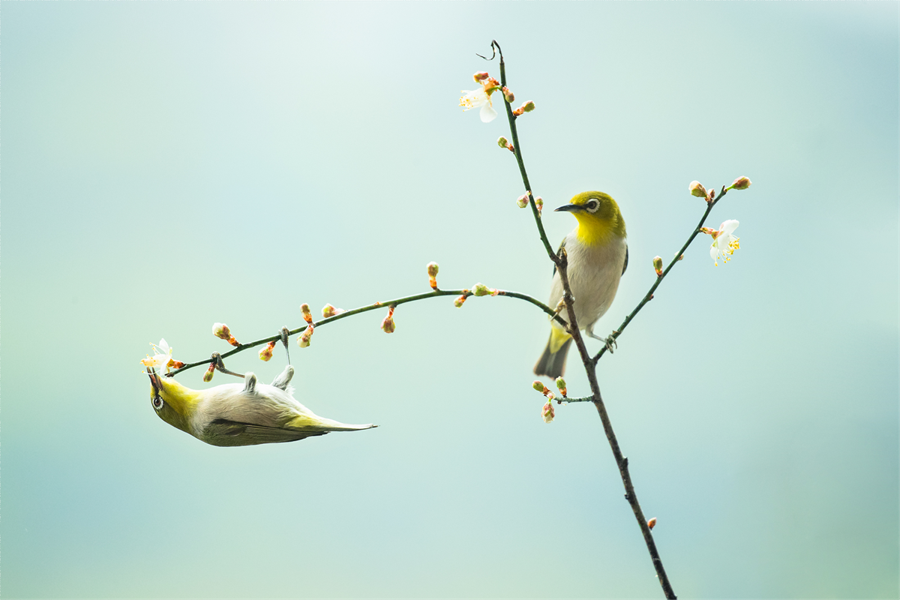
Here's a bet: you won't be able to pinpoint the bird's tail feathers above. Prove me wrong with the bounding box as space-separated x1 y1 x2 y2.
533 334 573 379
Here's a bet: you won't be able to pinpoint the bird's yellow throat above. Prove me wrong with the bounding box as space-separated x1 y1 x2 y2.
573 212 627 247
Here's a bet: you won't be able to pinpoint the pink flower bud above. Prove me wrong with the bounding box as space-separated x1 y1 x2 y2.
533 380 546 393
542 401 555 424
534 196 543 213
497 136 509 148
730 176 752 190
502 86 515 103
689 181 707 198
297 325 314 348
516 194 528 208
473 71 489 82
259 341 276 361
653 256 663 277
381 307 396 334
300 303 313 324
212 323 239 346
212 323 231 340
203 363 215 382
453 294 468 308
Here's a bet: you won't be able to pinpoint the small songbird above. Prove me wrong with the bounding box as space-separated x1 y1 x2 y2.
534 191 628 378
147 365 375 447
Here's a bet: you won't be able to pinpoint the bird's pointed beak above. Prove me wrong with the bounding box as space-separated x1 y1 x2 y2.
148 369 162 397
555 203 580 213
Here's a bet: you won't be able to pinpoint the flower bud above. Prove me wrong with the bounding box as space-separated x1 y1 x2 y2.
653 256 663 277
534 196 543 213
472 283 493 297
473 71 489 82
453 294 468 308
730 176 752 190
502 86 515 103
521 101 535 112
689 181 707 198
259 340 276 361
212 322 239 346
497 136 509 148
298 325 314 348
381 307 396 334
542 401 555 424
203 363 215 382
322 304 345 318
300 303 313 324
516 194 528 208
648 517 657 530
555 376 567 397
533 380 546 393
678 254 684 261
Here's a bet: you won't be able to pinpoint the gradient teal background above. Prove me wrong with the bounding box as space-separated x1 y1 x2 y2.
3 2 898 598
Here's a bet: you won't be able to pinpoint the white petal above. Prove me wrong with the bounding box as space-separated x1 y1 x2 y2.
158 339 170 354
720 220 739 235
480 102 498 123
710 243 719 261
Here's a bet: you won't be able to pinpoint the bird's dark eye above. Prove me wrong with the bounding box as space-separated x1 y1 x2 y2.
152 394 164 411
585 199 600 213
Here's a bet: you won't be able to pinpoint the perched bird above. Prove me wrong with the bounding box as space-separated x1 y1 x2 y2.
147 365 376 447
534 191 628 378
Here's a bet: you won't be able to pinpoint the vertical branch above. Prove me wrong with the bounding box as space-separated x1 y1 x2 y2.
491 40 677 599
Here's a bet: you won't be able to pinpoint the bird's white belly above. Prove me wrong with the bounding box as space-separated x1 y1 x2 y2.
548 235 626 332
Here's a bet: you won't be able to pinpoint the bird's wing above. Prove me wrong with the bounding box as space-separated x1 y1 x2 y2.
552 237 567 277
202 418 328 446
622 243 629 275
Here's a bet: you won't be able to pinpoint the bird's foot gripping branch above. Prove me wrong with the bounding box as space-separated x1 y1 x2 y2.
140 40 752 600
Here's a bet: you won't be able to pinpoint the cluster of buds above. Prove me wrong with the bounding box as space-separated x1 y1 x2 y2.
212 323 239 347
203 362 215 382
259 340 276 362
322 304 345 318
512 100 535 117
689 181 716 203
298 324 314 348
453 292 469 308
555 376 568 398
300 303 313 324
381 307 396 333
472 282 498 297
653 256 664 277
497 136 515 153
427 262 439 290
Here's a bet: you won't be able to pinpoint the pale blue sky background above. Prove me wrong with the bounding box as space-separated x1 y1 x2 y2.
3 2 898 598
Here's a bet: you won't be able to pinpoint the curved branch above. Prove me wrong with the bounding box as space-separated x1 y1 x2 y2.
167 287 567 377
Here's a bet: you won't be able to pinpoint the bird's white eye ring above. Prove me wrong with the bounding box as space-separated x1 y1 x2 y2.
152 395 164 411
585 199 600 213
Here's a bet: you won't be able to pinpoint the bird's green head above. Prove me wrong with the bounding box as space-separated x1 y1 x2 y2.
148 370 199 435
555 191 626 246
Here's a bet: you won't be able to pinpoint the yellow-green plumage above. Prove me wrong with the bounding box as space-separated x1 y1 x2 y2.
534 191 628 378
148 365 375 447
